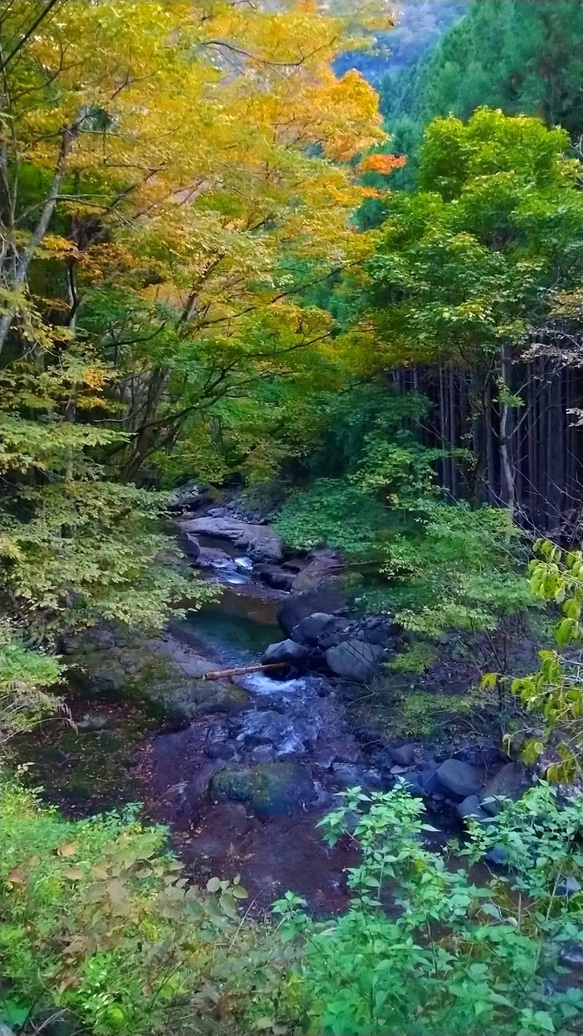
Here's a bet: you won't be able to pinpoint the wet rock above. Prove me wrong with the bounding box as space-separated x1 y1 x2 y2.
167 480 206 512
456 795 488 823
418 765 441 795
255 564 295 591
278 589 347 637
236 710 321 756
480 763 531 816
291 549 344 592
436 759 482 800
210 762 316 818
205 741 236 761
162 680 250 723
180 532 201 560
325 640 384 683
331 763 385 792
179 516 283 562
250 745 276 763
262 639 312 671
353 614 401 647
485 845 508 867
291 612 339 646
196 545 235 569
389 744 415 767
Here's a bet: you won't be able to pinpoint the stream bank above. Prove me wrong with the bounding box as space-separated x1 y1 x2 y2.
11 497 532 912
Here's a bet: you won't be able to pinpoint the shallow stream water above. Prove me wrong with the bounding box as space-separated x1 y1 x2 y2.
12 538 455 914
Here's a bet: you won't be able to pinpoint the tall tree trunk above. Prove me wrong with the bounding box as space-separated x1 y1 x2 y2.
448 367 458 497
0 122 79 354
499 342 516 516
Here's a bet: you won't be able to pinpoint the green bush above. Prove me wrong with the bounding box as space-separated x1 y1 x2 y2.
274 784 583 1036
0 779 292 1036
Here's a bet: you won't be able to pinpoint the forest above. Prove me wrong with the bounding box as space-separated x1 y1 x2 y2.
2 2 583 1035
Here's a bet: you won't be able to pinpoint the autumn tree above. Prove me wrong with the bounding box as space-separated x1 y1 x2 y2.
0 0 388 726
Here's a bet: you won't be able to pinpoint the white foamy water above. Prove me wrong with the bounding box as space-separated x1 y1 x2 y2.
238 672 307 696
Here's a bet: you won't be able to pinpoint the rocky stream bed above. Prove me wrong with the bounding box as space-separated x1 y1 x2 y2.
12 492 534 913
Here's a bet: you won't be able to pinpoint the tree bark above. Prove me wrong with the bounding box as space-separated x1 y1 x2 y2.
0 122 80 354
499 342 516 516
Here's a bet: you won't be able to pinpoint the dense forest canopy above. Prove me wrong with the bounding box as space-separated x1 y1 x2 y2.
334 0 468 83
379 0 583 189
3 2 583 1035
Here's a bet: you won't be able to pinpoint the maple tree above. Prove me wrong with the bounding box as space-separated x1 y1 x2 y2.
0 0 389 727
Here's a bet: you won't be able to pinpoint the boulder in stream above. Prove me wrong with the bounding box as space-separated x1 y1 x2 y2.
278 589 347 637
254 564 295 591
262 638 312 671
210 761 316 818
436 759 483 800
291 549 344 591
480 762 531 815
291 612 343 646
325 639 384 683
179 516 284 562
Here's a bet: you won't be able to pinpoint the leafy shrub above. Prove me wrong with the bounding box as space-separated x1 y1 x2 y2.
274 784 583 1036
0 625 63 745
0 780 290 1036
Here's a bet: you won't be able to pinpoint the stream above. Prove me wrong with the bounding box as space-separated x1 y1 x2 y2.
141 548 377 912
11 518 500 914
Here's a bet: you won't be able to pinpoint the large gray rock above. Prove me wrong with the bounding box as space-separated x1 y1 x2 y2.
436 759 482 800
179 516 284 562
389 743 415 767
255 564 295 591
480 763 531 816
262 639 311 670
325 639 384 683
278 588 347 637
167 481 206 512
291 612 340 646
292 549 344 592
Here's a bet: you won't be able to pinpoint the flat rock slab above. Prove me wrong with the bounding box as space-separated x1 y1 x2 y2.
325 639 384 683
179 516 283 562
436 759 483 800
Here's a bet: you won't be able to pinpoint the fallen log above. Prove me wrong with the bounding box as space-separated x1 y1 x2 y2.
202 662 287 681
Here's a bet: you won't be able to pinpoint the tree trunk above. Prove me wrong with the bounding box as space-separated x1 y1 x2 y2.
499 342 516 516
0 122 80 354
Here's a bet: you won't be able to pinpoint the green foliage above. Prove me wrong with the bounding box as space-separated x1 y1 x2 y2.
379 0 583 185
366 110 583 367
0 625 63 743
274 784 583 1036
275 479 386 555
275 465 530 643
506 541 583 780
0 780 293 1036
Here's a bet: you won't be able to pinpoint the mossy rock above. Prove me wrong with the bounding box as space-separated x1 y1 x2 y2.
210 762 316 818
158 679 250 721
